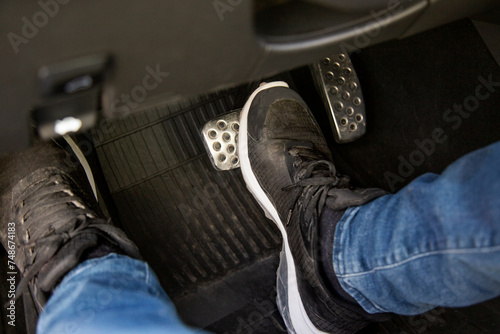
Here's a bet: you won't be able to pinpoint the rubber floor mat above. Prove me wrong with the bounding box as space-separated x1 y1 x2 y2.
92 88 282 300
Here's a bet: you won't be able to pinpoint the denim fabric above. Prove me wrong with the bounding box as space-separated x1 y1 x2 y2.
334 141 500 315
37 254 204 334
38 141 500 332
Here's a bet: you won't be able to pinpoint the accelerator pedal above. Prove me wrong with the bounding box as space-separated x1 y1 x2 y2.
312 53 367 143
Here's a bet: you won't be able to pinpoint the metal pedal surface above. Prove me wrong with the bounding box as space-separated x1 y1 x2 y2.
312 53 367 143
201 110 241 171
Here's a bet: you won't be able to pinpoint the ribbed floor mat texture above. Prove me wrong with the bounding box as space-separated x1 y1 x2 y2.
93 88 281 299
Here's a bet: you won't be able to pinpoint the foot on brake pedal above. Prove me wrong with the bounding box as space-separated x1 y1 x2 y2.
312 53 366 143
201 110 241 171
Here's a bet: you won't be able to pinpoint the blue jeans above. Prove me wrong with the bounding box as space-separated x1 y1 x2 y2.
38 141 500 333
334 140 500 315
37 254 204 334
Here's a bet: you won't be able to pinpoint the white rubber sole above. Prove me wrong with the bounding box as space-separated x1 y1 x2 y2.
63 135 98 201
238 81 328 334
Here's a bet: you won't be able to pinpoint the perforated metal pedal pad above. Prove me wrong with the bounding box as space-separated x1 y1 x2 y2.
312 53 366 143
201 110 241 171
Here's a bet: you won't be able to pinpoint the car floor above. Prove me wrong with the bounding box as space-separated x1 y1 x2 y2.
1 18 500 334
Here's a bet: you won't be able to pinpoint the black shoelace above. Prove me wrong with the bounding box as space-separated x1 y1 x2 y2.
283 146 351 239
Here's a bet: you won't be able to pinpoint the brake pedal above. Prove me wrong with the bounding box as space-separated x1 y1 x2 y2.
201 110 241 171
312 53 366 143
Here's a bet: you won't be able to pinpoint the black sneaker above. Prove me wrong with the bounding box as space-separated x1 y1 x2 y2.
239 82 387 333
0 140 140 310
